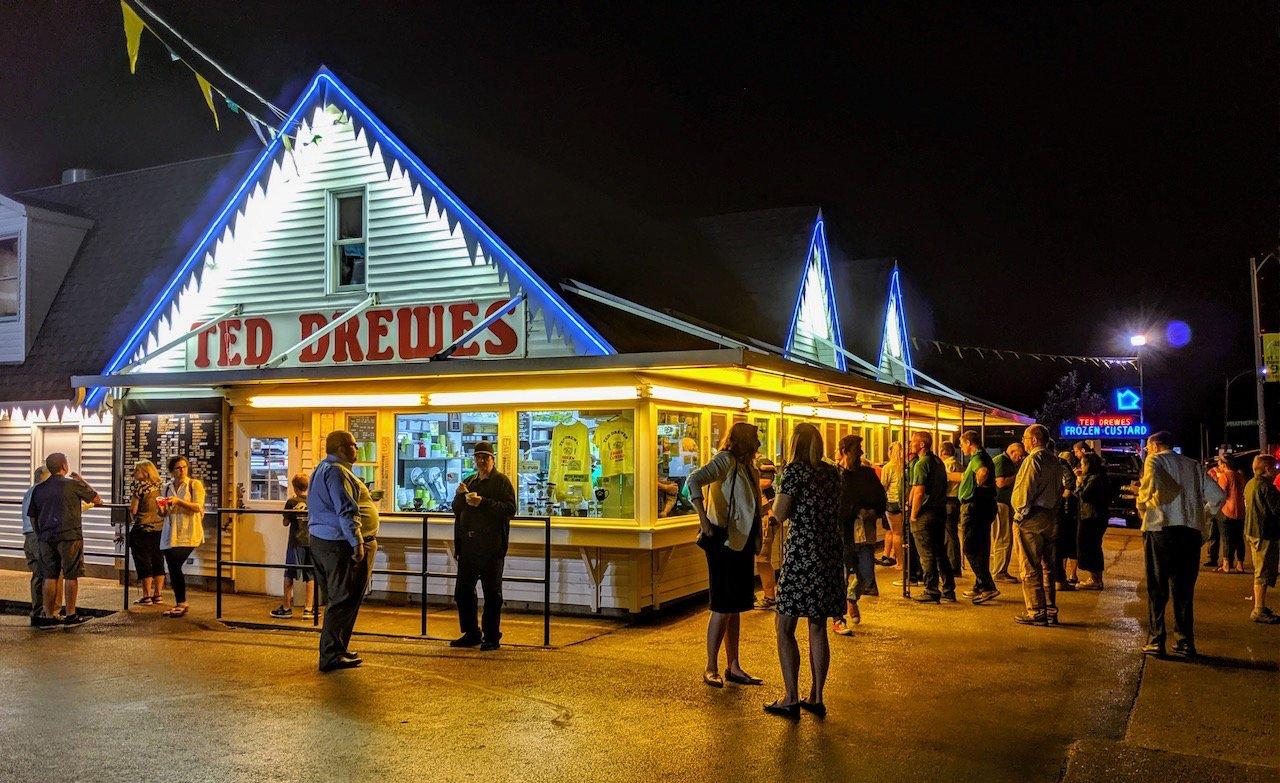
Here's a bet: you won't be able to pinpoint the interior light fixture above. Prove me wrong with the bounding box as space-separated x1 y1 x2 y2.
747 398 784 413
427 386 639 407
248 393 424 408
647 385 747 409
811 407 869 422
863 413 892 424
783 404 817 417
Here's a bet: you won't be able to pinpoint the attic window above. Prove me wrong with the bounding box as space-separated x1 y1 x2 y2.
0 236 18 318
327 188 367 292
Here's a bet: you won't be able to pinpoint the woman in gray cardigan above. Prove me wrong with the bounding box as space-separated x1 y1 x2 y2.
688 422 764 688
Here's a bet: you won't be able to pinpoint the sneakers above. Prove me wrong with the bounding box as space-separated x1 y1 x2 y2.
1251 608 1280 624
941 591 957 603
1141 642 1165 656
302 608 317 618
914 593 941 604
1014 613 1048 627
1077 581 1104 591
269 606 294 618
970 588 1000 605
995 572 1021 584
1056 582 1076 592
1170 640 1197 659
479 637 501 651
32 615 63 630
1045 614 1060 626
755 596 777 610
61 613 89 627
892 579 923 587
832 619 854 636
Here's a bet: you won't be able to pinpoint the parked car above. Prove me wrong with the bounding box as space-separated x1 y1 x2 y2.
1101 447 1143 527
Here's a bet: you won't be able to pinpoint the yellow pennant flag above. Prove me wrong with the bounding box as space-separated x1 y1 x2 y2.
120 0 145 74
194 72 220 130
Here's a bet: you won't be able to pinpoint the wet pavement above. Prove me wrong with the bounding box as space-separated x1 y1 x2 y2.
1 528 1275 783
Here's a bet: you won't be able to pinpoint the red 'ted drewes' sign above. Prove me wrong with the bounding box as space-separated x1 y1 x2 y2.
184 299 524 370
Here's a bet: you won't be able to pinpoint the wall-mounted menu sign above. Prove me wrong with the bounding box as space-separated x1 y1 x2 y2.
119 398 224 511
347 413 378 464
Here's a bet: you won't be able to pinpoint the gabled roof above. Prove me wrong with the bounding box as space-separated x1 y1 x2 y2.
0 152 255 404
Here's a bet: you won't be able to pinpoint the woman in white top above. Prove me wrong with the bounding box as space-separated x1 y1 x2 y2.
160 455 206 618
687 422 764 688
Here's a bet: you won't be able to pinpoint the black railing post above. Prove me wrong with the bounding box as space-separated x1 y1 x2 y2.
420 512 428 637
122 520 131 612
215 511 224 620
543 515 551 647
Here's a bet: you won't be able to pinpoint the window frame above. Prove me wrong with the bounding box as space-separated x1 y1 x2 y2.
325 186 370 294
0 232 22 321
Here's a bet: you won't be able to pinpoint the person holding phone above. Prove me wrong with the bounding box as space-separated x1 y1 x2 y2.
451 441 516 651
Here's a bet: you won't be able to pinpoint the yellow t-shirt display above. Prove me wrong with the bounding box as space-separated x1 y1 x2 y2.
592 419 635 478
550 421 592 501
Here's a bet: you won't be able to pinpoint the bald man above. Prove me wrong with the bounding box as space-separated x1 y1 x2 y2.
1011 425 1065 626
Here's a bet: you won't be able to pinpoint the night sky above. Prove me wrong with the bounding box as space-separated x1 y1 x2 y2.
1 2 1276 452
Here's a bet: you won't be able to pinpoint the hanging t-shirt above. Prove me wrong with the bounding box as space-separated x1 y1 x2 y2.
550 420 592 501
592 419 635 477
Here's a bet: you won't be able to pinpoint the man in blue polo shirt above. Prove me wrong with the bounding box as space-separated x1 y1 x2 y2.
308 430 379 672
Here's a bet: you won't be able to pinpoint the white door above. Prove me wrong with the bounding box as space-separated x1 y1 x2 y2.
234 420 301 596
35 425 80 474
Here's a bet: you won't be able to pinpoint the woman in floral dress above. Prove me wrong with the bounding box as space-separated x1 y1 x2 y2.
765 423 845 718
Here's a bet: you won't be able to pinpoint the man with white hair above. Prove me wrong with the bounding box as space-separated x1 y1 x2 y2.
1010 425 1065 626
27 453 102 628
1136 431 1225 658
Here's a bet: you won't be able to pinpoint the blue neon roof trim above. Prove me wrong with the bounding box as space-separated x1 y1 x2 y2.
783 211 847 372
877 265 916 387
87 67 614 407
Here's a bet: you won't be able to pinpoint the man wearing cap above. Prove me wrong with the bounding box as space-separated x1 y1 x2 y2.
452 441 516 651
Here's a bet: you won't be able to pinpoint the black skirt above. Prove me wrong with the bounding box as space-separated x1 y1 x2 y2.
705 540 756 614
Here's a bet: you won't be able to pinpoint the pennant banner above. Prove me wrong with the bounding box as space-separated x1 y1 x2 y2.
911 337 1138 370
120 0 145 74
195 72 220 129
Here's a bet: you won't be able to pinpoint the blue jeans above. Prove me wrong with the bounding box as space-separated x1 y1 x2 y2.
847 543 878 601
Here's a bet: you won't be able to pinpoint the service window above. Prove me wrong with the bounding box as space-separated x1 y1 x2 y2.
517 409 634 519
393 412 498 511
752 415 778 463
328 188 367 291
0 237 18 317
656 410 703 518
709 413 728 454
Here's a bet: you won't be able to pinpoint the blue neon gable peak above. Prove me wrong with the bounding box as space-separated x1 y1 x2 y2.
783 209 847 372
87 67 614 407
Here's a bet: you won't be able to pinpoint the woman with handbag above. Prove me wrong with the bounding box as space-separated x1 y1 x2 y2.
687 422 765 688
765 423 844 718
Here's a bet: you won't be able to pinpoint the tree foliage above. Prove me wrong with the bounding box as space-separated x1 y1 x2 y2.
1034 371 1107 437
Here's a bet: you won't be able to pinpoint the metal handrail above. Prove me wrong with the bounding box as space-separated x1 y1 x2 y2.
2 499 554 646
212 507 554 646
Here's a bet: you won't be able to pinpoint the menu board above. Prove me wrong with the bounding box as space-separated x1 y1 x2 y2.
119 399 223 511
347 413 378 463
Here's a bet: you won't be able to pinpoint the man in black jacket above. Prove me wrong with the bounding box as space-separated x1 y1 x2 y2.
451 441 517 651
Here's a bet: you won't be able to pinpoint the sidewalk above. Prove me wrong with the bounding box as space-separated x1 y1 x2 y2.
0 569 625 648
1063 533 1280 782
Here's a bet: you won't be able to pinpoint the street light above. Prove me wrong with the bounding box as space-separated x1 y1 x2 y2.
1129 334 1149 421
1225 369 1256 449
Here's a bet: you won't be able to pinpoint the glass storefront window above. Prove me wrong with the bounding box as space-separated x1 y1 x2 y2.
517 410 634 519
249 437 289 501
393 412 498 512
752 415 778 463
657 410 703 518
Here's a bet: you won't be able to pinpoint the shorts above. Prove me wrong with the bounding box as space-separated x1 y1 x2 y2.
38 539 84 580
887 502 902 515
1250 538 1279 587
284 545 314 581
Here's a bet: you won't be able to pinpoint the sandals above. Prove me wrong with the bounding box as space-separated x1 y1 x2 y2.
162 604 189 618
133 596 157 606
702 671 724 688
725 669 763 686
763 699 800 718
798 699 827 718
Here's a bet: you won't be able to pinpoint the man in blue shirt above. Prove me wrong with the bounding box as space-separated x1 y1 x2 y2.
308 430 379 672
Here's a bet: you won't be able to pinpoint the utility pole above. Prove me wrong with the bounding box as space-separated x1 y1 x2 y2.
1251 256 1269 453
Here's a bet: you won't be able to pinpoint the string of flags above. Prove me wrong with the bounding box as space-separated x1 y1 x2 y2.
911 337 1139 370
119 0 288 145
